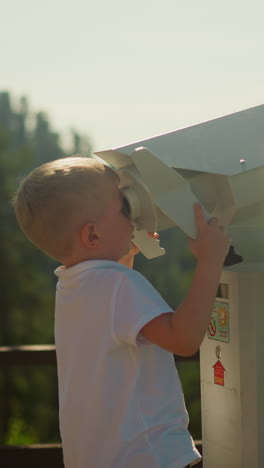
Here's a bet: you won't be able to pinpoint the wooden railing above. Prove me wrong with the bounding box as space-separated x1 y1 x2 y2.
0 346 202 467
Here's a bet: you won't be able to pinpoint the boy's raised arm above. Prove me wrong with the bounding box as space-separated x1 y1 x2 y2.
140 204 231 356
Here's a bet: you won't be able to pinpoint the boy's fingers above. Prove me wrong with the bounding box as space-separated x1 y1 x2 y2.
208 217 219 227
209 218 226 232
194 203 207 233
195 205 224 232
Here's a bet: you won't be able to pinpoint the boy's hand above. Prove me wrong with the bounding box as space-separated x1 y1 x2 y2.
188 204 231 265
118 242 140 268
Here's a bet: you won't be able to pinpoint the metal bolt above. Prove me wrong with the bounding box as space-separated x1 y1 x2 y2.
239 158 246 171
215 345 222 359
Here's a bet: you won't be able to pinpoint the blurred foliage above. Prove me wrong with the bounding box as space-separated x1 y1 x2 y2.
0 91 92 444
1 366 59 444
177 361 201 440
0 90 201 446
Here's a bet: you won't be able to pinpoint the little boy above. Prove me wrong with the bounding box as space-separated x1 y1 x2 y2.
13 156 230 468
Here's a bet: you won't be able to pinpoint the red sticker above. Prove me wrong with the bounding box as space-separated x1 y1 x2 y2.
213 360 226 386
208 319 216 337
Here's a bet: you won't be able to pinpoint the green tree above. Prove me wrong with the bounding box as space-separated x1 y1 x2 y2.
0 91 94 444
32 112 65 166
71 128 93 157
0 92 12 130
0 130 60 441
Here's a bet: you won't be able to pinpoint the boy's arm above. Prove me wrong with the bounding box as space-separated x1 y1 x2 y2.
140 204 231 356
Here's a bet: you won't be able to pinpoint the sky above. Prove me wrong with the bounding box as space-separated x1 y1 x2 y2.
1 0 263 153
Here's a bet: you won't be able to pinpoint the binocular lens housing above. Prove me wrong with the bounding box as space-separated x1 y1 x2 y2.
119 169 158 233
121 195 131 218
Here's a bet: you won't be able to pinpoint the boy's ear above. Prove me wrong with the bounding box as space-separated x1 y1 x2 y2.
80 223 100 248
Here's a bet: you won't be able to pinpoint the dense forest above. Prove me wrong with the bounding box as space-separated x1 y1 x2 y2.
0 91 201 445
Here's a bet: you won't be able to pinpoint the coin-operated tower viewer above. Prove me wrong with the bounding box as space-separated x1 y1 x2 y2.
95 104 264 468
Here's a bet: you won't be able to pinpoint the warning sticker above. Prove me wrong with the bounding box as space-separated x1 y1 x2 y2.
213 360 226 386
207 301 230 343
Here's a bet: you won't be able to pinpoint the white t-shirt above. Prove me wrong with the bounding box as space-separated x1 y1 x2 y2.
54 260 201 468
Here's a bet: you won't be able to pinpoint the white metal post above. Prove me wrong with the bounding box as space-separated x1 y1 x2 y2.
200 270 264 468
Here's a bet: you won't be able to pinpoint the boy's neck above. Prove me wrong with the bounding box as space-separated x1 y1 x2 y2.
62 250 135 269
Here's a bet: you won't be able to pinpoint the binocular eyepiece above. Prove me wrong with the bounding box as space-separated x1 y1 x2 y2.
120 181 243 267
95 104 264 269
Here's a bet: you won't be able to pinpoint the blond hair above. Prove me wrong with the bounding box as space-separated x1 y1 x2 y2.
13 156 117 261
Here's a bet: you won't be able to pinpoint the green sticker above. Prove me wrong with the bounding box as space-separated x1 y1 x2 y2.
207 301 230 343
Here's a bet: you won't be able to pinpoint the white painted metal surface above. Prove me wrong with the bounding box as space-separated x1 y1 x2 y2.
95 105 264 265
200 271 264 468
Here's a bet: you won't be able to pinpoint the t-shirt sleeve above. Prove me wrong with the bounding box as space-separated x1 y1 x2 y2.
112 269 173 347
